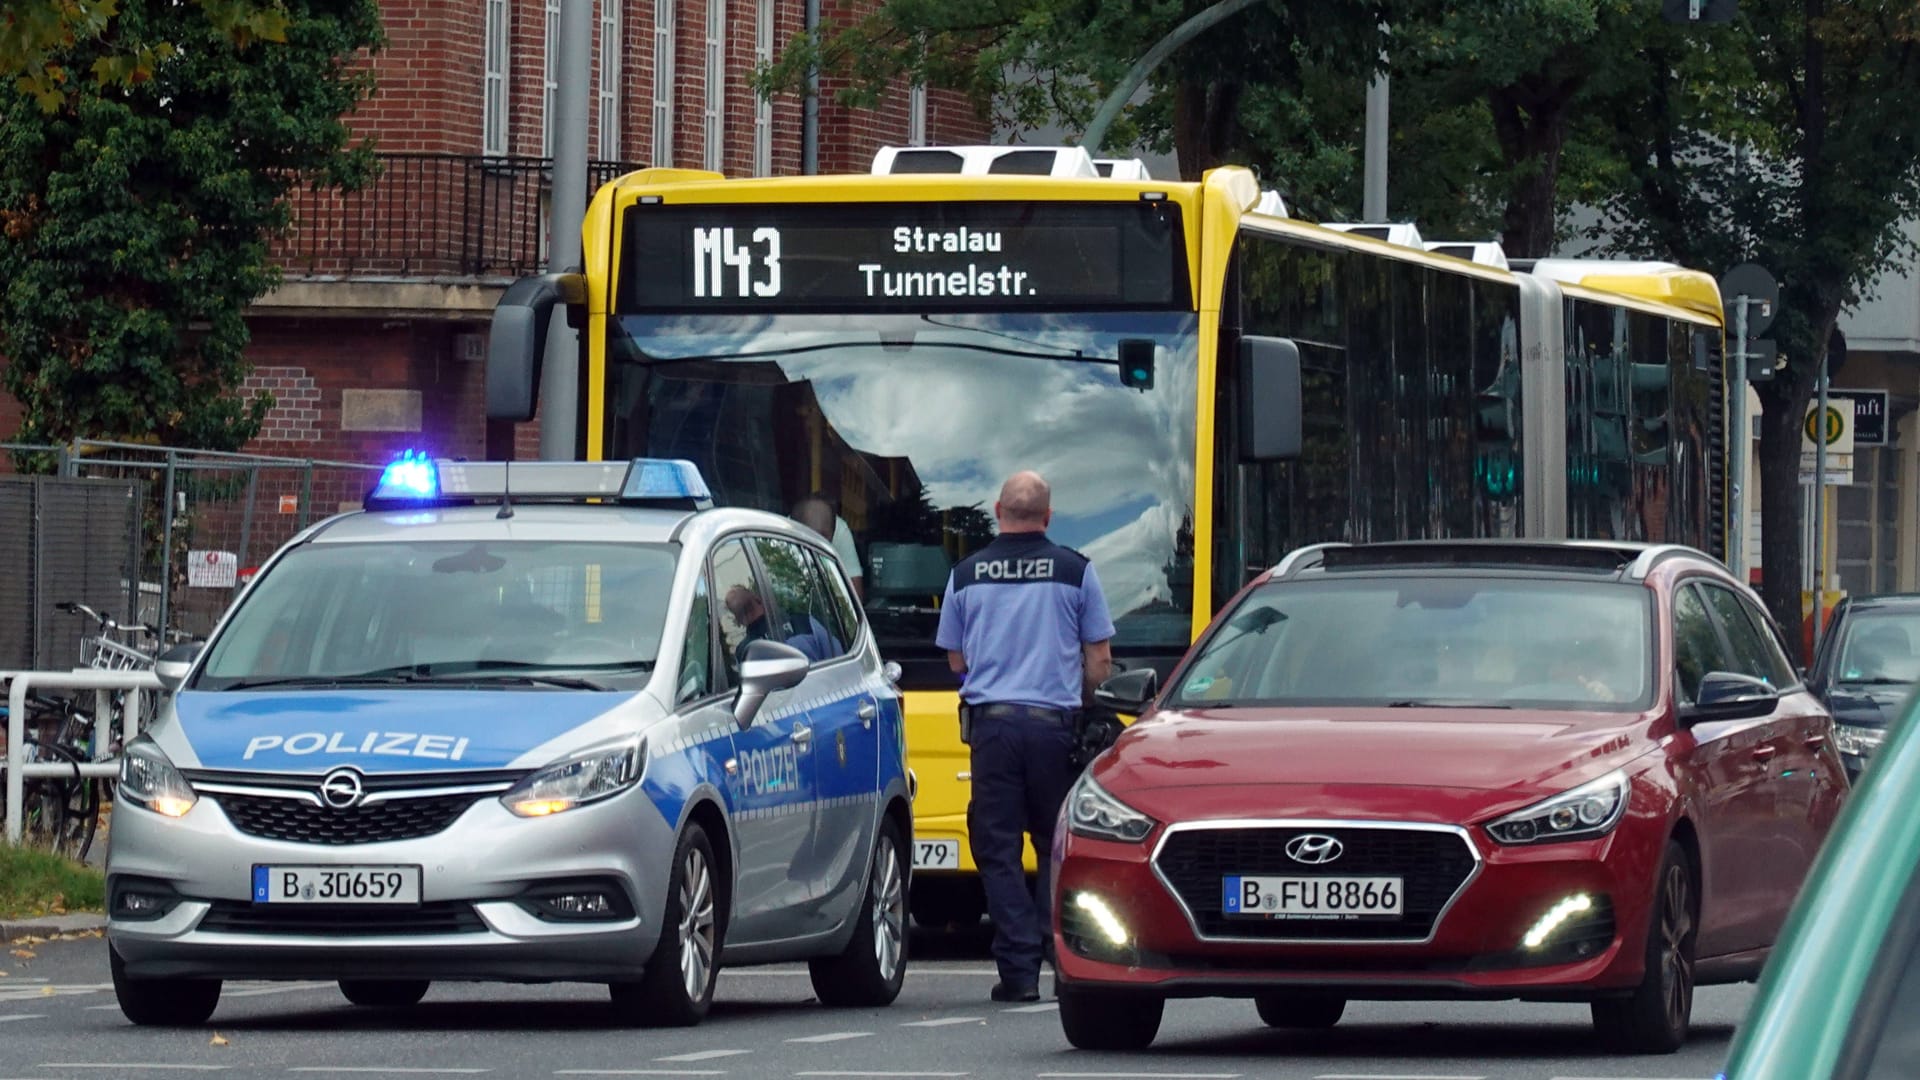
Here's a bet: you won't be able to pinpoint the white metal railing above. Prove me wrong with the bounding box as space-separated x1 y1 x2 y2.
3 669 160 845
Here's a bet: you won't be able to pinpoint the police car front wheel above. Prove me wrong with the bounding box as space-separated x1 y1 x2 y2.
609 822 722 1027
110 946 221 1027
340 980 430 1008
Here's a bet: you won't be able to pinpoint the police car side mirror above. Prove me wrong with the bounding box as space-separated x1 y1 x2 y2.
154 641 204 694
1095 667 1159 716
735 640 810 728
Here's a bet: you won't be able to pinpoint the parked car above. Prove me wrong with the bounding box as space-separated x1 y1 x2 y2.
1717 649 1920 1079
1052 541 1843 1054
1805 593 1920 781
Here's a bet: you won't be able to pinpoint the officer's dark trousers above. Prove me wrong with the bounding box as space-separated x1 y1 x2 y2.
966 710 1076 988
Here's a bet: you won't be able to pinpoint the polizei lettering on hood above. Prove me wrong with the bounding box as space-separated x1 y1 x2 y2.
243 732 473 762
859 226 1034 298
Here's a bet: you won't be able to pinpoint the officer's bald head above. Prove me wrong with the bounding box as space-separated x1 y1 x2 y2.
995 471 1051 533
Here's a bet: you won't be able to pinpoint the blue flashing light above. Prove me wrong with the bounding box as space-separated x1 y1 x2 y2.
374 450 440 501
622 459 710 502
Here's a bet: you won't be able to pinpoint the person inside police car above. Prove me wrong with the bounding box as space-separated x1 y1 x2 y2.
935 470 1114 1003
724 583 841 665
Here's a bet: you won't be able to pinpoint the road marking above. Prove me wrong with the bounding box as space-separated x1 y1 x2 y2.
1316 1075 1487 1080
43 1067 231 1072
1002 1002 1058 1013
785 1031 874 1044
1037 1074 1241 1079
794 1073 970 1078
223 982 331 999
289 1070 490 1075
899 1016 983 1027
553 1072 725 1077
288 1060 495 1068
0 1014 46 1022
654 1052 751 1063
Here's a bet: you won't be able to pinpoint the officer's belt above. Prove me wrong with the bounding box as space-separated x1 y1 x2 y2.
963 702 1071 724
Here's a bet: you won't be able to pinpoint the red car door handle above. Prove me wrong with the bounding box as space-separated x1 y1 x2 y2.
1752 745 1778 762
1806 733 1828 749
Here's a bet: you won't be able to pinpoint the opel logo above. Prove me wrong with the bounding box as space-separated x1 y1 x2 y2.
320 768 365 810
1285 833 1344 865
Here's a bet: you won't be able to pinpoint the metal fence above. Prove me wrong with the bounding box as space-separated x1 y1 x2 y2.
272 154 645 279
0 468 145 670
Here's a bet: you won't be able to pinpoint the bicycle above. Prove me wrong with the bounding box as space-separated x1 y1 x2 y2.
0 692 100 860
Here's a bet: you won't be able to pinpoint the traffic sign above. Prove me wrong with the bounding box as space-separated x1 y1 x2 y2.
1719 263 1779 337
1801 398 1855 485
1663 0 1738 22
1833 389 1889 446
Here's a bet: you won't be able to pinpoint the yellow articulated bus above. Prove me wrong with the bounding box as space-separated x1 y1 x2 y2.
485 144 1731 929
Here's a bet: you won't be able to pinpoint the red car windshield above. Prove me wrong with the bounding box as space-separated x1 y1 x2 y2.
1172 576 1654 712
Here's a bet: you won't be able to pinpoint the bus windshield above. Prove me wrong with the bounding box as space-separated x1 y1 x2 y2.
605 311 1201 662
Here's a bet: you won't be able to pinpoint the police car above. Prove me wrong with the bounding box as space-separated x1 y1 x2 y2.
106 455 911 1026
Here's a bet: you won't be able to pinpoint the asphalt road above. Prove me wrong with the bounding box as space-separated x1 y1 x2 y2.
0 929 1751 1080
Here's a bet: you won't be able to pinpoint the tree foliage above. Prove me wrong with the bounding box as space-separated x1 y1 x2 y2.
0 0 380 452
1591 0 1920 639
1 0 291 109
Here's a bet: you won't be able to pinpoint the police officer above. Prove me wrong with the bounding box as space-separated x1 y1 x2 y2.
935 470 1114 1002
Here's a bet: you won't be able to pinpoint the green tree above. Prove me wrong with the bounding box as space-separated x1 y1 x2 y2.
0 0 379 452
2 0 290 108
1590 0 1920 637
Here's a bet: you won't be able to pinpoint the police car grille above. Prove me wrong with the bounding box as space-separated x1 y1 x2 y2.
1154 826 1478 941
199 900 486 936
213 793 482 845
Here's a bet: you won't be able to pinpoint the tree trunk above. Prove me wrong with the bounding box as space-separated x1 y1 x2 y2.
1487 75 1583 258
1752 303 1841 662
1172 77 1243 180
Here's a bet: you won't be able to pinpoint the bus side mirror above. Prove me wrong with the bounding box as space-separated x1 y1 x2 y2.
1238 336 1303 461
487 272 587 422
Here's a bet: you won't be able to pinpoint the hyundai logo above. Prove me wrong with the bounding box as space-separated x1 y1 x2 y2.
1285 833 1344 865
319 768 365 810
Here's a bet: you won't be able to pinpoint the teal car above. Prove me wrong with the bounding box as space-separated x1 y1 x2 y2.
1719 681 1920 1078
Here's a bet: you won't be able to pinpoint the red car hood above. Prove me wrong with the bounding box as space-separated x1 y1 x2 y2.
1094 705 1656 823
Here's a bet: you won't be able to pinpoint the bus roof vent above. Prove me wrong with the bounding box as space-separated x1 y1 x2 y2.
1528 258 1682 286
1253 190 1289 217
1424 240 1510 269
1320 222 1425 249
1093 157 1152 179
871 145 1100 178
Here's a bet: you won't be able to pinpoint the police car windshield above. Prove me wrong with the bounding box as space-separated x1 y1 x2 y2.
194 541 676 692
605 311 1200 662
1171 577 1654 712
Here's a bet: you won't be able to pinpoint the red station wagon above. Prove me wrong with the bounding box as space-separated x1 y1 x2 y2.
1051 541 1844 1054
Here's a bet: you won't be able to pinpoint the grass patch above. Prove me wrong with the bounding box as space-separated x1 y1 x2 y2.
0 844 105 919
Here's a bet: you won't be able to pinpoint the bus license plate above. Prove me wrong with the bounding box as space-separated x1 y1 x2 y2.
1222 875 1403 919
254 865 421 905
912 838 961 870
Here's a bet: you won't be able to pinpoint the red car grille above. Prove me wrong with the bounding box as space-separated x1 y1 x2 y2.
1153 826 1478 941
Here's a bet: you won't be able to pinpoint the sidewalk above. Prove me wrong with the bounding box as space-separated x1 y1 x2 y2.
1 912 106 942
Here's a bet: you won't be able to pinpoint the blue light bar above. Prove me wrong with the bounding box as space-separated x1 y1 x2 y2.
623 459 711 502
372 450 439 501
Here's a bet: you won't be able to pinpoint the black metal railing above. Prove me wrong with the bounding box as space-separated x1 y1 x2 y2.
274 154 646 280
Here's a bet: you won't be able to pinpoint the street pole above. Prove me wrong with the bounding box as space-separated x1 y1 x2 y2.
1081 0 1264 154
1814 351 1830 647
1363 67 1388 220
1727 297 1749 577
538 0 592 460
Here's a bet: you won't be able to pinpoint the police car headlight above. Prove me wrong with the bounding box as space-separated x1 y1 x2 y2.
119 738 197 818
1066 772 1156 843
502 736 647 818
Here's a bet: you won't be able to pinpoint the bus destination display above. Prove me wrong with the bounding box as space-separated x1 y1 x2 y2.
618 201 1188 312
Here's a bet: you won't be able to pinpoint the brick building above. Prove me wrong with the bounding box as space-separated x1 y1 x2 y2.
47 0 987 489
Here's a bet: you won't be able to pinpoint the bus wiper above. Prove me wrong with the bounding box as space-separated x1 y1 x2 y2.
1386 699 1513 709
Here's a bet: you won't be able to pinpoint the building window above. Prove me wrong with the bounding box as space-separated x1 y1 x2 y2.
704 0 725 171
651 0 674 166
484 0 509 155
543 0 561 157
753 0 773 174
598 0 621 159
909 82 927 146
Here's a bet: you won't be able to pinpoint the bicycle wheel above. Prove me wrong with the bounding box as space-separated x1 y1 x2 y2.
27 743 92 862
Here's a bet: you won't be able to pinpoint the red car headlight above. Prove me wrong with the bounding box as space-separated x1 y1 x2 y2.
1486 768 1630 845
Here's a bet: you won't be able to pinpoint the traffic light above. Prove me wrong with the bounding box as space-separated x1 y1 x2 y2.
1119 339 1156 390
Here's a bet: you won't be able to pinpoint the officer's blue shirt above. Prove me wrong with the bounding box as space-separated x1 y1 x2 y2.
935 531 1115 712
